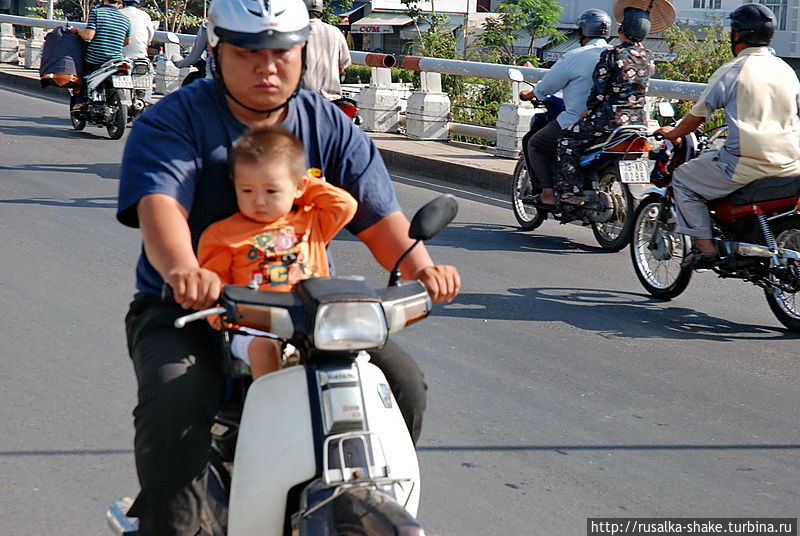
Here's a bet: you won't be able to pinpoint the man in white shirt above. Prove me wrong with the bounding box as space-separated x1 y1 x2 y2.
301 0 351 100
120 0 155 59
520 9 611 209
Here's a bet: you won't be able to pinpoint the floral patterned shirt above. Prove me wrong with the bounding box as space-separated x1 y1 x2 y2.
586 42 655 128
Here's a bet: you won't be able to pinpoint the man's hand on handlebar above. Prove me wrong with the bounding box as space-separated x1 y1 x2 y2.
166 267 222 311
416 265 461 304
519 90 538 103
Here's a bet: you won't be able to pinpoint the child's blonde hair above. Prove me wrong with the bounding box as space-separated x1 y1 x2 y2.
230 126 307 185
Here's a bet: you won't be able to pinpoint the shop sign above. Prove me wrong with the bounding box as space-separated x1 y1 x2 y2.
351 24 394 33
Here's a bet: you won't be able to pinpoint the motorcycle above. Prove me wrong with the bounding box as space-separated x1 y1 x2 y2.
129 57 154 117
69 58 147 139
509 71 651 251
107 194 459 535
629 107 800 331
332 96 362 126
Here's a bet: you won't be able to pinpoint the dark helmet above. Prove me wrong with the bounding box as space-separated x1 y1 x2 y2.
577 9 612 39
620 7 651 43
730 3 776 46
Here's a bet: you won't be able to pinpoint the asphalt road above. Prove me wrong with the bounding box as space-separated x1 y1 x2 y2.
1 86 798 536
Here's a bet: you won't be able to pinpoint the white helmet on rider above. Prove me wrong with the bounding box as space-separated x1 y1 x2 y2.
206 0 310 114
207 0 310 50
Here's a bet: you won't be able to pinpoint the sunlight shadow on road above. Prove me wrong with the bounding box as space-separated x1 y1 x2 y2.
0 162 120 180
0 196 117 209
437 287 794 341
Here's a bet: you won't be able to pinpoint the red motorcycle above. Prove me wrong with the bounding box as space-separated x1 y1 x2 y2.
629 124 800 331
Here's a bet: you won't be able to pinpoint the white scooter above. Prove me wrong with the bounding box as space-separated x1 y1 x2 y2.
108 194 458 535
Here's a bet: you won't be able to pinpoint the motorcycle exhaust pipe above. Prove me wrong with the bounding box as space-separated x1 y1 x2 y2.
732 241 800 260
132 99 145 112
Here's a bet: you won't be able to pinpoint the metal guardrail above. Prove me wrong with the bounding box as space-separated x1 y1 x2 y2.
400 55 707 101
0 13 194 45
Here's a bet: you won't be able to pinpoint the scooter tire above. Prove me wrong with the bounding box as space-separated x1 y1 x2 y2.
69 96 86 131
107 90 127 140
511 158 546 231
763 216 800 332
591 163 635 251
299 486 424 536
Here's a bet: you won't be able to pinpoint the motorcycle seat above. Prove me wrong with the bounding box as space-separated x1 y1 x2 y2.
728 176 800 206
583 125 647 154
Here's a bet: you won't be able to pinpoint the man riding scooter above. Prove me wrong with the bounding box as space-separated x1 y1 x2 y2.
519 9 611 210
653 3 800 269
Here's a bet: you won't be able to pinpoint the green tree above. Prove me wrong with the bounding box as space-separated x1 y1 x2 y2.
321 0 353 25
479 0 563 65
659 20 732 124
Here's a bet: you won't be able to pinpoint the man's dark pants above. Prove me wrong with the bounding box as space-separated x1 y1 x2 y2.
524 119 562 190
124 293 427 535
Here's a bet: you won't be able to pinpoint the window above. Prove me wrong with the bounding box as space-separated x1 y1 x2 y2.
693 0 722 8
760 0 788 31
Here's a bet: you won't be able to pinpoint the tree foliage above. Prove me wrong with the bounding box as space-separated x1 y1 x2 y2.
479 0 563 65
659 20 732 124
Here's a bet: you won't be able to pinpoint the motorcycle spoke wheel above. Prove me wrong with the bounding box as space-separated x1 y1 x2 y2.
591 166 635 251
629 197 692 300
511 159 545 231
764 217 800 331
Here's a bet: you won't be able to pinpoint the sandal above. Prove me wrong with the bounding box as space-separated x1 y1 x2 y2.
524 194 558 212
681 247 719 270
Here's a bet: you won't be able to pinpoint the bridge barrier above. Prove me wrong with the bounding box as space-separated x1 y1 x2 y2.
0 14 708 158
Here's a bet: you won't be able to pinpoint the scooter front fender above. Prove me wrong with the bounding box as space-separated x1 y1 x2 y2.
228 365 316 536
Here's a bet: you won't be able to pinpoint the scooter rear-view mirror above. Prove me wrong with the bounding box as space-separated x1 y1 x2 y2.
409 194 459 241
507 68 524 82
658 102 675 118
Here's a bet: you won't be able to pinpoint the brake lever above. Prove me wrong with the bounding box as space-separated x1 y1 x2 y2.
174 307 228 329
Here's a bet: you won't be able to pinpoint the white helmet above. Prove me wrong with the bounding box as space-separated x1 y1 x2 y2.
208 0 310 49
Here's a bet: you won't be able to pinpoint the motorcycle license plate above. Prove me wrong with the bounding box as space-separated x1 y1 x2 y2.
619 159 650 184
132 75 151 89
112 75 133 88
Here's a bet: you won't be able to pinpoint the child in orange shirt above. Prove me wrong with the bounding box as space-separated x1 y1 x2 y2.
197 126 357 378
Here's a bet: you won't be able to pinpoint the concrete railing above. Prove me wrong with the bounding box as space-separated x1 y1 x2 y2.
0 13 708 158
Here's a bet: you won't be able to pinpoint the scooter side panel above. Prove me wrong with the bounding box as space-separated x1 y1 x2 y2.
357 360 421 516
228 366 316 536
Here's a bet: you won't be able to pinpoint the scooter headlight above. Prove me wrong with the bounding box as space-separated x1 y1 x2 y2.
314 302 388 351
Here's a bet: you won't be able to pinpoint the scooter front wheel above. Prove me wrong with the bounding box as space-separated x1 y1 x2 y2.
630 195 692 300
511 158 546 231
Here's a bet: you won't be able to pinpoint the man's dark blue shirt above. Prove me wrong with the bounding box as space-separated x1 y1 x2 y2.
118 81 400 296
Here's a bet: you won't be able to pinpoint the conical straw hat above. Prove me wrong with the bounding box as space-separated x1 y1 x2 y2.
614 0 677 33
